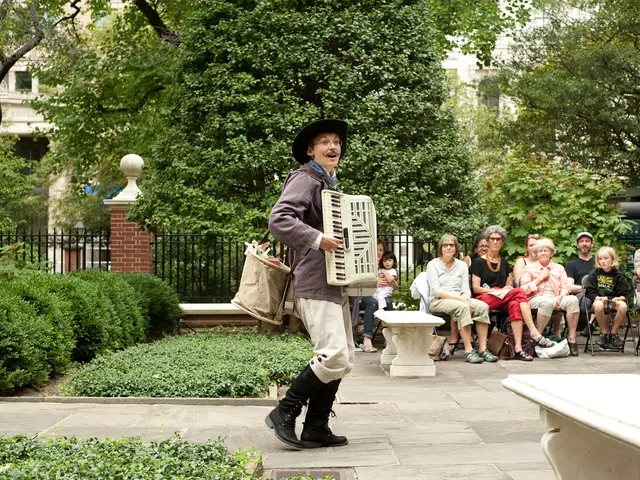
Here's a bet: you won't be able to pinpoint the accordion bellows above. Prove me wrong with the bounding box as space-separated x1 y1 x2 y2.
322 190 378 292
231 244 292 325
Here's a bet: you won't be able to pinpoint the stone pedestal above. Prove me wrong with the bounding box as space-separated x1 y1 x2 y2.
375 310 445 378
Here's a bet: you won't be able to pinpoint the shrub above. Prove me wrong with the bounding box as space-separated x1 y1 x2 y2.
5 274 76 375
64 333 314 398
0 290 51 393
71 270 147 348
0 435 262 479
119 273 182 336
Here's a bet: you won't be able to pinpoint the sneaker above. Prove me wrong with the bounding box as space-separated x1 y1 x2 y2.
580 323 595 338
465 350 484 364
534 335 555 348
609 333 624 350
568 341 579 357
595 334 609 349
513 350 533 361
478 349 498 363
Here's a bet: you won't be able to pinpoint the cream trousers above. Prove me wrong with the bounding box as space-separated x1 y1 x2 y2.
294 294 355 384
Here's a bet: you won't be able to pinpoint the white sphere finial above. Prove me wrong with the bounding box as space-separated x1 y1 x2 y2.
120 154 144 177
104 154 144 206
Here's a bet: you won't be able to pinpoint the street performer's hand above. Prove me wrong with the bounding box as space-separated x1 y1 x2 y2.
320 234 341 253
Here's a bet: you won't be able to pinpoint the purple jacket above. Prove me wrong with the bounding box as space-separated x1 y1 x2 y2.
269 164 343 304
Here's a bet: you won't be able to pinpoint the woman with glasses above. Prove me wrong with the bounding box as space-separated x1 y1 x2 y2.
427 234 498 364
463 234 489 268
470 225 554 361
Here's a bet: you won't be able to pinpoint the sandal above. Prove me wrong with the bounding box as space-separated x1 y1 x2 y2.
513 350 533 361
362 344 377 353
534 336 555 348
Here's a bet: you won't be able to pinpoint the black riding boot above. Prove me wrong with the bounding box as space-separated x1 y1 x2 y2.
265 364 324 448
300 379 348 448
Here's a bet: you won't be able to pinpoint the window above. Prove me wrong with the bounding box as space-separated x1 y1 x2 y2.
0 77 7 91
478 77 500 110
15 71 33 92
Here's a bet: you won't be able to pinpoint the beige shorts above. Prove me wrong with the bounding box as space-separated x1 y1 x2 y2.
529 295 580 318
429 298 490 329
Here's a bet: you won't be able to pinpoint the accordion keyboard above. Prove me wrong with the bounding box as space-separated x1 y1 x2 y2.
322 190 377 287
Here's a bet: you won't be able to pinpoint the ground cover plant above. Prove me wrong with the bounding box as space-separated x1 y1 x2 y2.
0 434 262 479
63 333 314 397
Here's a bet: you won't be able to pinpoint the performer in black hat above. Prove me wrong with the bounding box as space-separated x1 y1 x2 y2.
266 118 352 449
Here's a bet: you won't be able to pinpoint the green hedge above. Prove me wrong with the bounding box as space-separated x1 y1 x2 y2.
0 271 182 395
64 333 314 398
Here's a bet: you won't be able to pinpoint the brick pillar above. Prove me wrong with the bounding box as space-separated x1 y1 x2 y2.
104 154 153 274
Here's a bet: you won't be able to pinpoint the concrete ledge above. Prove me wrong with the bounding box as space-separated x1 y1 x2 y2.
0 396 277 406
180 303 243 315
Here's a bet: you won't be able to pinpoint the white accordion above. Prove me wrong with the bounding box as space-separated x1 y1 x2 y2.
321 190 378 296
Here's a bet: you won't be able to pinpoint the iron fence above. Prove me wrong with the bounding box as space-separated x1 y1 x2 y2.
0 229 110 273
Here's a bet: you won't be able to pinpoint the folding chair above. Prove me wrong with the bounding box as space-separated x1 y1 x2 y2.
449 309 509 355
632 278 639 356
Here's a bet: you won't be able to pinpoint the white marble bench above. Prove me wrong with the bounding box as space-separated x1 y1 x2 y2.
503 374 640 480
374 310 445 377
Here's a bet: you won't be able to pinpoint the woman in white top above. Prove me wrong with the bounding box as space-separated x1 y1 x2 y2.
426 234 497 364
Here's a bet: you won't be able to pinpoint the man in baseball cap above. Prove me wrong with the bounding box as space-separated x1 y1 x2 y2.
566 232 596 336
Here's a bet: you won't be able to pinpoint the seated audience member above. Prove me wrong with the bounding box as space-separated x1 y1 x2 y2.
374 251 398 314
584 247 629 350
520 238 581 356
360 239 396 353
635 249 640 293
463 235 489 268
427 234 498 364
470 225 554 361
565 232 596 337
513 234 540 286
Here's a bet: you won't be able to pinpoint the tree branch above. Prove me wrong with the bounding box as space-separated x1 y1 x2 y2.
53 0 81 27
134 0 180 45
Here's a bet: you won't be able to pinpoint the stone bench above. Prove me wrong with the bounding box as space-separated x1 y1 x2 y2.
179 303 258 328
502 374 640 479
374 310 445 377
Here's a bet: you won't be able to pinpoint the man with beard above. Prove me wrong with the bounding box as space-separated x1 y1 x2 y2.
565 232 595 336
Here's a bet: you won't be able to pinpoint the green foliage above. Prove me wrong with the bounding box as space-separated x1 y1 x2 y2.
0 434 263 479
71 269 148 348
63 333 314 397
0 243 48 281
0 291 51 393
497 0 640 183
0 270 181 394
484 155 634 265
119 273 182 336
127 0 484 241
0 135 44 230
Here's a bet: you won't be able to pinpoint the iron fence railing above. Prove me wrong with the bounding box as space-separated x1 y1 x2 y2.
0 229 110 273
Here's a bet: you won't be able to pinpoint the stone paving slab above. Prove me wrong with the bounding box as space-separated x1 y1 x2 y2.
2 346 640 478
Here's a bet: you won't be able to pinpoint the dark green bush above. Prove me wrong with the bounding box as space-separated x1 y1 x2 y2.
119 273 182 336
0 435 262 479
6 274 76 375
71 270 147 348
0 290 51 393
64 333 314 398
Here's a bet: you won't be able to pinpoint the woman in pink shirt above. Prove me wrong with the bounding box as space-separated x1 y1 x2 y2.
520 238 581 356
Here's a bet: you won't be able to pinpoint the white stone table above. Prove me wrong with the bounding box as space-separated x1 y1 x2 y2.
503 374 640 480
375 310 445 377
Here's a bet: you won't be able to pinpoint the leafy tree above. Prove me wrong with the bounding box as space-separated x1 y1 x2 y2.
497 0 640 183
125 0 485 240
31 0 538 234
484 153 634 265
0 134 43 230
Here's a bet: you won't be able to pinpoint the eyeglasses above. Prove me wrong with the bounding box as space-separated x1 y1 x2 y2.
315 138 343 148
442 243 456 248
488 237 503 242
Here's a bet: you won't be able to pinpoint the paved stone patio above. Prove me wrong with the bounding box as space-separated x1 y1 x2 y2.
1 339 639 479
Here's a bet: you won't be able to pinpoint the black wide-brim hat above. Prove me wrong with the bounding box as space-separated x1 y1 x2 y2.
292 118 349 165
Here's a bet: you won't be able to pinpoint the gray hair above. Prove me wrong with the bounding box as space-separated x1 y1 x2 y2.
534 238 556 255
484 225 507 241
